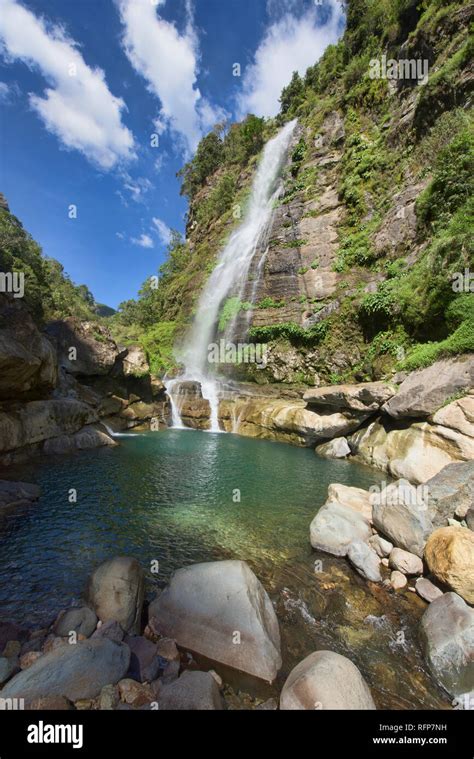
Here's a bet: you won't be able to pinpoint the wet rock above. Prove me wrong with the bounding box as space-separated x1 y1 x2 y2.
0 656 19 685
382 356 474 419
148 560 281 683
424 527 474 604
156 670 224 710
99 683 119 710
369 534 393 558
1 639 130 702
91 620 124 644
118 678 154 707
372 480 433 557
347 540 382 582
415 578 443 603
280 651 376 710
310 501 371 557
304 381 395 412
54 606 98 638
389 548 423 576
425 461 474 527
43 425 116 455
390 571 407 590
155 638 179 662
315 436 350 459
124 635 160 683
0 480 41 513
87 556 145 634
420 593 474 698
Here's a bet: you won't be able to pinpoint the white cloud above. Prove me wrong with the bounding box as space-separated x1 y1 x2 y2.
152 216 172 245
0 0 135 169
237 0 344 118
117 0 223 156
0 81 10 101
120 172 153 202
131 233 154 248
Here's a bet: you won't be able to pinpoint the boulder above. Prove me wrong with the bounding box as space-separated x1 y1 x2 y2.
156 670 224 710
42 425 116 455
425 461 474 526
0 639 130 702
369 534 393 558
0 656 19 685
388 548 423 576
420 593 474 698
0 299 57 400
347 540 382 582
467 509 474 531
91 620 124 643
155 638 179 663
280 650 376 710
326 483 372 522
0 620 28 653
424 527 474 604
45 318 121 376
382 356 474 419
350 419 474 484
122 346 149 377
148 560 281 683
431 394 474 438
310 502 371 557
304 381 396 412
372 480 433 557
390 571 407 590
118 678 154 707
86 556 145 635
315 436 351 458
124 636 160 683
53 606 97 638
415 578 443 604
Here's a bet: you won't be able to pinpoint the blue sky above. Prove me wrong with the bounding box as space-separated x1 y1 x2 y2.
0 0 344 308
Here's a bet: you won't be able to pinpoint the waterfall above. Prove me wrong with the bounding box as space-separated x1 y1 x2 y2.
172 118 298 432
165 378 186 429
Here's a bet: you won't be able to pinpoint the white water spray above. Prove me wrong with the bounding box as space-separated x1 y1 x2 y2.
166 119 297 431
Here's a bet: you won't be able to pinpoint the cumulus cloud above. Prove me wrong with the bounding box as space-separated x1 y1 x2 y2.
152 216 172 245
131 233 154 248
117 0 224 156
0 0 135 169
237 0 344 118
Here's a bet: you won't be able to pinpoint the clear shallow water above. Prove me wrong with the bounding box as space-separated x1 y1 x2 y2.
0 430 449 709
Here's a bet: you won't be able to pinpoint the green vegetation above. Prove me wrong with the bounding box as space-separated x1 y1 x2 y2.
249 321 328 346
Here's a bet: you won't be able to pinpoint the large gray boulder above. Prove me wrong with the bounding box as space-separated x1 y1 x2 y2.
425 461 474 526
45 318 121 376
304 382 395 412
315 436 351 459
54 606 97 638
420 593 474 698
382 356 474 419
310 501 371 556
156 670 224 710
86 557 145 635
280 651 376 710
372 480 433 557
148 560 281 683
0 639 130 702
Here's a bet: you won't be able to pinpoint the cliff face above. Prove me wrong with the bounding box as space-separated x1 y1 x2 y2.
149 0 472 386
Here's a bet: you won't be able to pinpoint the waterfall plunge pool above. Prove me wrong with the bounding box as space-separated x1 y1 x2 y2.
0 429 449 709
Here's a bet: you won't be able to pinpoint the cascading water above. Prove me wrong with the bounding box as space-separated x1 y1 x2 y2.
166 119 298 431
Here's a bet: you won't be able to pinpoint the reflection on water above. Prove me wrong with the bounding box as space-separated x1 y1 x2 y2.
0 429 449 708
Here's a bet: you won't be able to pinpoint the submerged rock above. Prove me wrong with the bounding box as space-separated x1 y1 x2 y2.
86 556 145 635
347 540 382 582
0 480 40 513
420 593 474 698
148 560 281 683
372 480 433 557
280 650 376 710
424 527 474 604
310 501 371 557
0 639 130 702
